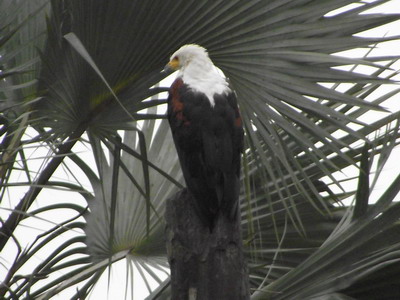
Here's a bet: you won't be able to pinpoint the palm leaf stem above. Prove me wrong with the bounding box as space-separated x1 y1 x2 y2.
0 124 85 251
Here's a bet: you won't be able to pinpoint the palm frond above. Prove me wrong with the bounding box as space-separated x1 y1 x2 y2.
251 125 400 299
1 1 399 299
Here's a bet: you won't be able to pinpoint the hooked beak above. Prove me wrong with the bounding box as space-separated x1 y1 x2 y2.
162 63 174 74
162 58 180 73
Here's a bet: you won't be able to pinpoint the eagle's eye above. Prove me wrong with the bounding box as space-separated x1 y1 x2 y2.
167 56 180 70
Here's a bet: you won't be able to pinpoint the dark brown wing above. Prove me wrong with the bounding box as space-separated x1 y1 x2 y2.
167 77 243 228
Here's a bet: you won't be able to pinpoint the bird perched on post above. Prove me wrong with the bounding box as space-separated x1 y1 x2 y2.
165 44 244 229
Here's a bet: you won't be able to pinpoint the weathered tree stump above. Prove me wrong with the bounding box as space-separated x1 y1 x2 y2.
165 189 250 300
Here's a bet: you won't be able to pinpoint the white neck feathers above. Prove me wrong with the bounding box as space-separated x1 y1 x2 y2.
178 56 230 107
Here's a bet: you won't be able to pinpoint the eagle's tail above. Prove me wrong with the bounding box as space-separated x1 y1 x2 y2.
221 172 240 221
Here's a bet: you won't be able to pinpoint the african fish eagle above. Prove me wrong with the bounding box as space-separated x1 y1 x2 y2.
165 44 244 228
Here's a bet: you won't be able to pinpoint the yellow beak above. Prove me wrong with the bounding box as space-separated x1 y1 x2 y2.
163 59 180 73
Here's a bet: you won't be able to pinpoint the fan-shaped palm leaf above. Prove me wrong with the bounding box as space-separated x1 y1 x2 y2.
1 0 400 299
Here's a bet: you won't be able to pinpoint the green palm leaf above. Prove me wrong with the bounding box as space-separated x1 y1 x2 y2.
1 0 400 299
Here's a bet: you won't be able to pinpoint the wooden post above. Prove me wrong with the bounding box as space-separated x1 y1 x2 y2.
165 189 250 300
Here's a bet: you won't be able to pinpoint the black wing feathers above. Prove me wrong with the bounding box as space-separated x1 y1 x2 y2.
168 78 243 228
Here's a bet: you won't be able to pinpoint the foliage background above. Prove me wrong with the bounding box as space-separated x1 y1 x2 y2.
1 0 400 299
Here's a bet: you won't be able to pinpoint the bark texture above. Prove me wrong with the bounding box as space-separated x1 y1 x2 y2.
165 189 250 300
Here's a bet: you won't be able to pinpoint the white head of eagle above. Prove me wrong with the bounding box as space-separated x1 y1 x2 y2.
165 44 231 107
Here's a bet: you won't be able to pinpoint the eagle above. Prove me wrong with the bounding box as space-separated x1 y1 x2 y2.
165 44 244 229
